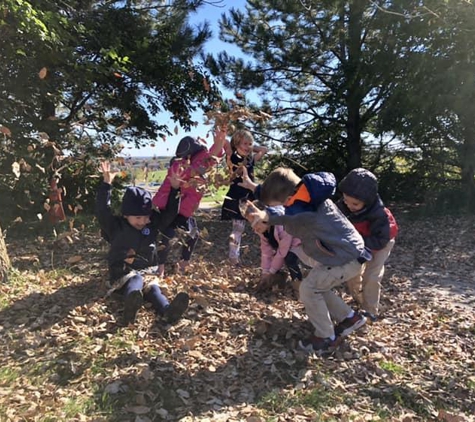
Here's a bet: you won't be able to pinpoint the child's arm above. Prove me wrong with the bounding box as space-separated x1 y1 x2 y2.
253 145 268 162
95 161 119 239
209 126 227 158
268 226 294 274
155 163 184 231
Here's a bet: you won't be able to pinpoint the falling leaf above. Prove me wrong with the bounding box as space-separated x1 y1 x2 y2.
38 67 48 79
0 125 12 136
12 161 21 178
66 255 82 264
174 125 179 135
203 78 210 92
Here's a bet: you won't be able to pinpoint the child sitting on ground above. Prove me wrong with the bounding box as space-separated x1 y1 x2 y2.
336 168 398 320
243 167 371 354
152 127 226 277
95 161 189 325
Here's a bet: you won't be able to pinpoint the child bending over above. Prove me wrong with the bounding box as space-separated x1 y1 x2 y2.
337 168 398 320
244 167 371 355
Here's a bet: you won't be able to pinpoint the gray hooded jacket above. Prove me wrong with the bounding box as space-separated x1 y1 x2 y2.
268 199 366 267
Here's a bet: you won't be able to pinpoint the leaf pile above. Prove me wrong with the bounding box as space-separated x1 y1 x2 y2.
0 209 474 421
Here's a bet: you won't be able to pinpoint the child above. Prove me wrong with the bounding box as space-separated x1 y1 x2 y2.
152 128 226 277
221 129 267 265
253 204 303 291
336 168 398 320
95 161 189 325
244 167 371 354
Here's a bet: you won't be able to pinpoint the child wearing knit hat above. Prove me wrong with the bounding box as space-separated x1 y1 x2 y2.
337 168 398 322
95 161 189 326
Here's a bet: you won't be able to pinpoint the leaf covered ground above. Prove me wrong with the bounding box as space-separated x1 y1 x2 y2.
1 209 474 422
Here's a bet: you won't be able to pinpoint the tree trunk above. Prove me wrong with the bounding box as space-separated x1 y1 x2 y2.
0 224 11 282
460 133 475 209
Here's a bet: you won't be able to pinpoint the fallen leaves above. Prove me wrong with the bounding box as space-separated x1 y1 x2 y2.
0 210 474 421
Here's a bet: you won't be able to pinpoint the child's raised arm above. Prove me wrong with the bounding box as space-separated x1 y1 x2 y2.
100 161 119 185
253 145 268 162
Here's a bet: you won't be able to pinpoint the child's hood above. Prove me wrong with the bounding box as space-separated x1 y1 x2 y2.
339 168 378 205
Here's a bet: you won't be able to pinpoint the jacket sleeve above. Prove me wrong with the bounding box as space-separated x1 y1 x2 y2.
365 207 392 251
95 182 119 240
269 226 293 274
154 187 181 233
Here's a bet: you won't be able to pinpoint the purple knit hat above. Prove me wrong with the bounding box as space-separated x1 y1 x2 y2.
339 168 378 205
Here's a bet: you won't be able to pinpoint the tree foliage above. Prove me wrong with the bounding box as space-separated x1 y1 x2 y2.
0 0 221 225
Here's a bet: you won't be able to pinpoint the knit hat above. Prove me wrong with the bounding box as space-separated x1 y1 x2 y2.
175 136 207 159
338 168 378 205
121 186 152 216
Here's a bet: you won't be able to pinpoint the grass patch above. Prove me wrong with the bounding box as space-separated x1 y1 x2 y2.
379 360 405 375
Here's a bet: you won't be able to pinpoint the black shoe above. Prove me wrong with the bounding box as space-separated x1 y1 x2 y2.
164 292 189 324
123 290 143 325
334 311 367 337
298 335 341 355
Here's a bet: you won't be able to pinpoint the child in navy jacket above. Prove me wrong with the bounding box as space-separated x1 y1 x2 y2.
95 161 189 325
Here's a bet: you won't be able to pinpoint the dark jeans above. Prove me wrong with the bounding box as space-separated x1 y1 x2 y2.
120 273 169 316
285 252 302 281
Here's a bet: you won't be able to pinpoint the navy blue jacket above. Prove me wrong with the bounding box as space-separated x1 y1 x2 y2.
95 182 180 281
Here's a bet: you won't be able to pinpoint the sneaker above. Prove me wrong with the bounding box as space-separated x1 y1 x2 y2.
334 311 367 337
362 311 378 323
123 290 143 325
298 335 340 355
164 292 190 324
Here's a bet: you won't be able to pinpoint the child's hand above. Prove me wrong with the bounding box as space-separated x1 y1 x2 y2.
243 200 268 228
237 166 258 192
100 161 119 185
168 163 186 189
213 125 227 145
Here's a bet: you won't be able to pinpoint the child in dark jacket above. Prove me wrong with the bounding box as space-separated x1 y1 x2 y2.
336 168 398 319
95 161 189 325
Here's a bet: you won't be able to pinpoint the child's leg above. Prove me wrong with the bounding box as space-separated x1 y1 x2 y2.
346 273 364 305
143 284 169 316
285 251 302 281
179 217 199 269
121 274 144 325
229 219 246 263
361 239 395 315
144 284 189 323
300 260 362 338
157 226 176 277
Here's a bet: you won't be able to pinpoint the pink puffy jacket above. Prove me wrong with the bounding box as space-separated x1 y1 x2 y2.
152 144 223 218
259 225 301 274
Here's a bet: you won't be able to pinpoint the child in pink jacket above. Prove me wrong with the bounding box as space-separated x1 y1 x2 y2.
254 206 303 291
152 128 226 277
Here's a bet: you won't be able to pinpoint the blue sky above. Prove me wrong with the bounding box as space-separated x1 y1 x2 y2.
127 0 248 157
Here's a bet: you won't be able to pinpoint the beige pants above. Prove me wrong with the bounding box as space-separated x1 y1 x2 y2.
346 239 396 315
299 259 363 338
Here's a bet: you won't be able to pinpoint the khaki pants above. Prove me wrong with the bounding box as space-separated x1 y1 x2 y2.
346 239 396 315
299 259 363 338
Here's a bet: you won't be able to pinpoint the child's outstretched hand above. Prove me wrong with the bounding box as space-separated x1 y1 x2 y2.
100 161 119 185
242 200 268 228
168 162 186 189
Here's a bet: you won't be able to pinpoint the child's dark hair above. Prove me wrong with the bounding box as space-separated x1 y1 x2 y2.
260 167 301 204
